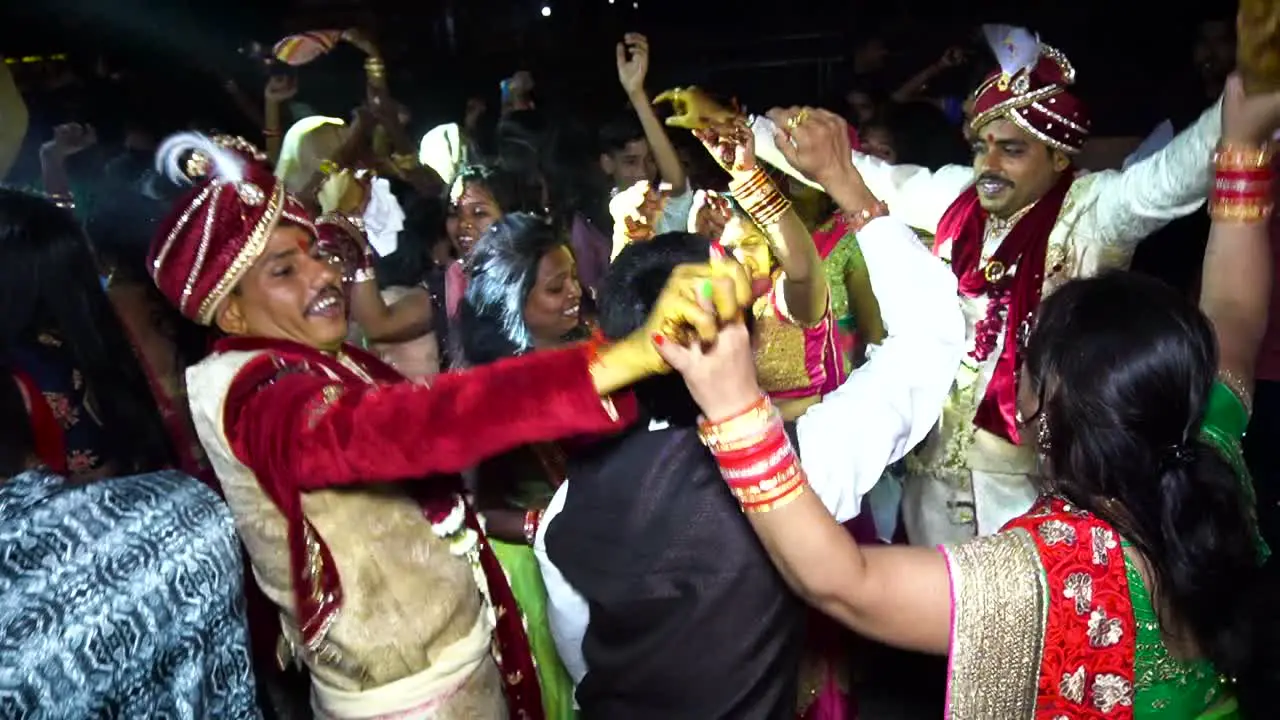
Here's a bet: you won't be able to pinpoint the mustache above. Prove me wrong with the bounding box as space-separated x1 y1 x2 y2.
978 173 1012 186
309 285 343 306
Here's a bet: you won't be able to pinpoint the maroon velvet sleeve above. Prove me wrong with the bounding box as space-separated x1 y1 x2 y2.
224 344 636 489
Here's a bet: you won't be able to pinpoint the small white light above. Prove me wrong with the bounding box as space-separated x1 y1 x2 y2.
541 5 551 16
632 0 638 6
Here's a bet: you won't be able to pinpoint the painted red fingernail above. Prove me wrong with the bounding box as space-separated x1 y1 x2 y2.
651 333 666 346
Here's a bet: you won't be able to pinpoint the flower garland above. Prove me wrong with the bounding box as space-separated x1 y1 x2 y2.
426 496 497 632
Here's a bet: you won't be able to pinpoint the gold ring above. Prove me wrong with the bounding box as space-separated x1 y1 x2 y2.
786 110 810 130
661 317 682 340
660 317 695 345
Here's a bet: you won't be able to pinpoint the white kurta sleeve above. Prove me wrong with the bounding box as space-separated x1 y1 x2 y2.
533 483 589 691
1085 97 1222 252
796 216 966 523
749 115 974 235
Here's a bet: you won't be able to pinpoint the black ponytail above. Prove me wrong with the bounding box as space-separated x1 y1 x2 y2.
1025 272 1280 716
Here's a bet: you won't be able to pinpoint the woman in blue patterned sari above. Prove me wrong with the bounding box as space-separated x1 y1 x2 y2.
0 370 260 719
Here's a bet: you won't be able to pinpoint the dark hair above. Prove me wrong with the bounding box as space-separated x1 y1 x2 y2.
377 196 446 288
86 188 166 282
0 367 34 478
599 232 753 426
0 189 175 474
458 212 583 366
598 115 645 156
1024 271 1279 713
450 164 545 218
86 188 212 368
880 101 971 168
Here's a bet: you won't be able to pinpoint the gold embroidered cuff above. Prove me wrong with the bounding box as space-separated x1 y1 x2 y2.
942 529 1046 719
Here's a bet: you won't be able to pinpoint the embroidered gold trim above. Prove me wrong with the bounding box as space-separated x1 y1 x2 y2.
196 182 285 325
945 528 1046 719
1005 106 1080 155
1217 370 1254 417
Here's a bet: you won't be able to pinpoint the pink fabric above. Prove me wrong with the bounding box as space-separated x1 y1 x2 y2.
570 213 612 296
766 289 846 401
798 653 852 720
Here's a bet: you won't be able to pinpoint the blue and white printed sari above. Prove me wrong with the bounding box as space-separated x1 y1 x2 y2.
0 469 259 719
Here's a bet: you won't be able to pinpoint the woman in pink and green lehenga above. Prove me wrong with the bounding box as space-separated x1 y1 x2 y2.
671 78 1280 718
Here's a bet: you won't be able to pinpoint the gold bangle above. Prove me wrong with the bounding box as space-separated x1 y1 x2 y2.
745 194 792 228
743 481 808 514
700 404 778 452
1214 143 1274 171
729 168 772 198
752 196 793 227
1208 199 1274 223
731 463 803 504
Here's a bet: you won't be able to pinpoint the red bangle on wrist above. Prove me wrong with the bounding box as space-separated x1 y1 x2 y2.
523 509 543 545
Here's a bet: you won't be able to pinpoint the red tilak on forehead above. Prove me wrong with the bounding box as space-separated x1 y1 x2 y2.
985 133 997 143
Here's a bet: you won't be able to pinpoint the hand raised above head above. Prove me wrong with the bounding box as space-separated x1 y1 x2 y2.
616 33 650 96
1222 74 1280 146
764 106 855 186
264 74 298 103
42 123 97 158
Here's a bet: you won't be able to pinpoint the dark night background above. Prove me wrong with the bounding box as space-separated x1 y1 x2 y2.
0 0 1231 136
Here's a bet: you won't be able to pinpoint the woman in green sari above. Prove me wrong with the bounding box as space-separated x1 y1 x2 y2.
458 212 588 719
662 76 1280 718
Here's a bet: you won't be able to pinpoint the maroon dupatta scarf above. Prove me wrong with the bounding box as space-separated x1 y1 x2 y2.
934 173 1073 444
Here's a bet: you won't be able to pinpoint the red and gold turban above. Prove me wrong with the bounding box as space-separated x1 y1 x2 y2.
970 27 1090 154
148 133 316 325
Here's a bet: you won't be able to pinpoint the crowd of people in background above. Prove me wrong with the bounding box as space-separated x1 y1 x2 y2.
2 6 1276 719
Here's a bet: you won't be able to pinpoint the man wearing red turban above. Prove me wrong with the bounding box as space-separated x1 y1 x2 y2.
148 132 744 718
752 26 1224 548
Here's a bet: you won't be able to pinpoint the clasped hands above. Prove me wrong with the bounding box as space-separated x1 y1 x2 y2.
593 255 754 397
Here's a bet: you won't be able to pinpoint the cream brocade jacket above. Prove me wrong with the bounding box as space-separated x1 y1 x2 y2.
186 350 502 717
752 102 1223 541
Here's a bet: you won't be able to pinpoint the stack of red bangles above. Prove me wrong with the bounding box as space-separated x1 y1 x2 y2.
698 395 807 513
1211 143 1275 223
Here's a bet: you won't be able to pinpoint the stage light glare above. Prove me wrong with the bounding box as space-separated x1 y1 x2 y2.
541 5 551 16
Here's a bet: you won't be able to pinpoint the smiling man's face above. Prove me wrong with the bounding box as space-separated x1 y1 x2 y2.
970 118 1069 219
215 223 349 352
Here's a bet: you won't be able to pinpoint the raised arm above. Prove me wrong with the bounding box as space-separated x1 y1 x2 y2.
617 33 688 195
749 113 973 235
695 118 828 326
1200 77 1280 396
1087 96 1223 251
776 108 965 521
